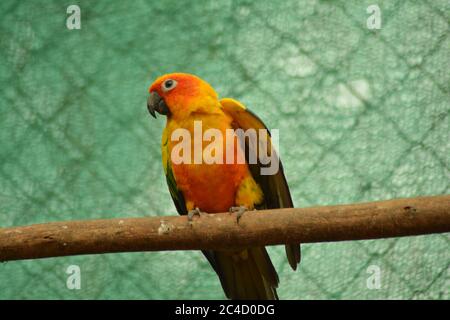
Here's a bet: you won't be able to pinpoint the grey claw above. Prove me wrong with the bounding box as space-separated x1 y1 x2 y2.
187 207 204 222
229 206 248 223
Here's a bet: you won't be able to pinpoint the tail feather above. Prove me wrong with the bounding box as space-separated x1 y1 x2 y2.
246 252 272 299
249 247 279 286
214 247 279 300
239 257 261 298
285 243 301 270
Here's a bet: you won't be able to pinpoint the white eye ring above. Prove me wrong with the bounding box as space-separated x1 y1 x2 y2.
161 79 177 92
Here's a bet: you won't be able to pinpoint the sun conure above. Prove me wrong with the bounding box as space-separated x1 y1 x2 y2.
147 73 300 300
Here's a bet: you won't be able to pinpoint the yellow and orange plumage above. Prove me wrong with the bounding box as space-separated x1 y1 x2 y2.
148 73 300 299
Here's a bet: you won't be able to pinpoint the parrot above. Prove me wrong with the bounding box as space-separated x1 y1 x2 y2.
146 73 300 300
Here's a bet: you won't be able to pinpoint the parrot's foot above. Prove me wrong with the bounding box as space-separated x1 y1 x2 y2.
229 206 248 223
187 207 205 222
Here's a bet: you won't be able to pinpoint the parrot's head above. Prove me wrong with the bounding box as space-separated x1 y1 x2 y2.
147 73 219 119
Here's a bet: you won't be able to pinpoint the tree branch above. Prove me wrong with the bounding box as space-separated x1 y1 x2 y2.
0 195 449 262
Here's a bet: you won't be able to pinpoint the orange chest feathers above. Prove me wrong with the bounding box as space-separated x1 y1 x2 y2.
164 113 249 213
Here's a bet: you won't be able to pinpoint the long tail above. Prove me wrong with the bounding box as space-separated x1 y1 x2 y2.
209 247 279 300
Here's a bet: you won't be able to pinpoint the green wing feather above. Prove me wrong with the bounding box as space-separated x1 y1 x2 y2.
162 127 187 215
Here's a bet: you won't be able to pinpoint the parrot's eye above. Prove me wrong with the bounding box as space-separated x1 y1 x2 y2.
162 79 177 92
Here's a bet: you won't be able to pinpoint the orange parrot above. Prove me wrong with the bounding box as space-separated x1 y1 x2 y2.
147 73 300 299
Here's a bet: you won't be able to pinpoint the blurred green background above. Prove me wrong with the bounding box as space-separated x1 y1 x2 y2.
0 0 449 299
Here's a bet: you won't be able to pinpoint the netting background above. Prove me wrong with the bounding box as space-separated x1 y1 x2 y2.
0 0 449 299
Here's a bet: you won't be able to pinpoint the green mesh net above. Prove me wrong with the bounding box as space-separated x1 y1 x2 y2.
0 0 448 299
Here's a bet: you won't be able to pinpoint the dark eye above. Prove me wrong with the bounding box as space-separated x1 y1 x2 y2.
162 79 177 92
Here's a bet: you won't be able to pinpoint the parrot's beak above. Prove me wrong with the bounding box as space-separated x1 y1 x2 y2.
147 92 170 118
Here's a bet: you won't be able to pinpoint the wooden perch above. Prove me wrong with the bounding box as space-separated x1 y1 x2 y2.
0 195 449 262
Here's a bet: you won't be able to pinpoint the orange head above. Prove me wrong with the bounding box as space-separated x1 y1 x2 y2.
147 73 219 119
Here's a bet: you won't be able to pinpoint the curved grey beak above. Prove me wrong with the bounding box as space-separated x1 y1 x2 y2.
147 92 170 118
